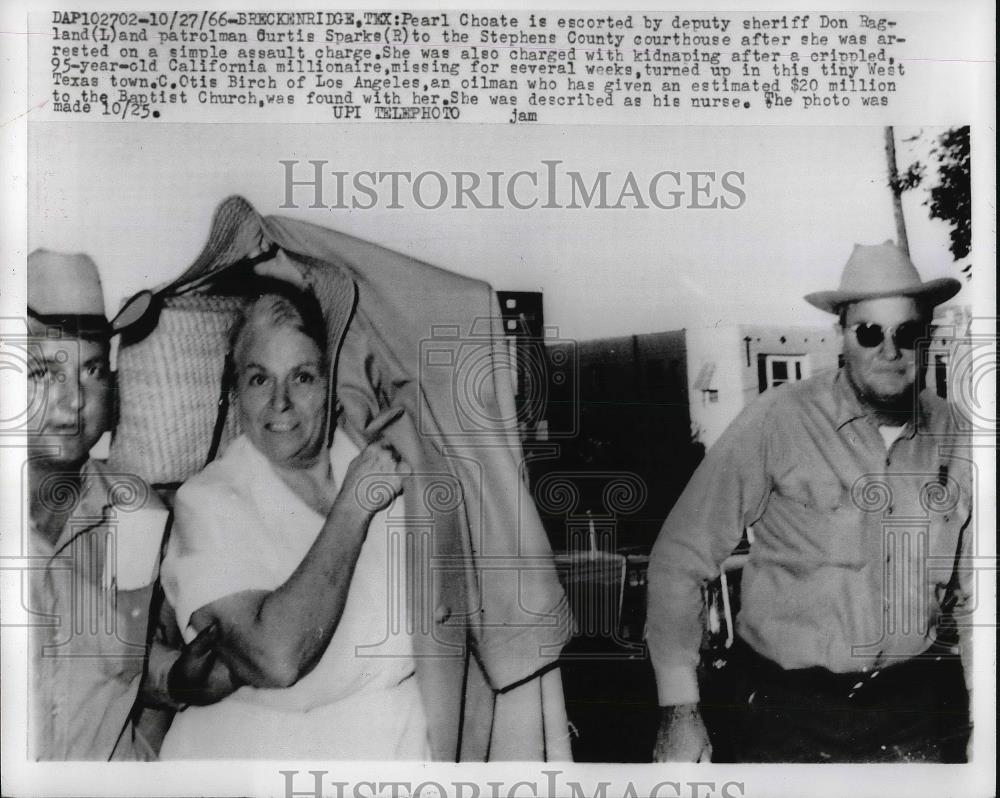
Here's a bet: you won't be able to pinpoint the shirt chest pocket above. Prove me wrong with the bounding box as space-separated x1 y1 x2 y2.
925 481 969 562
771 475 867 568
777 473 846 512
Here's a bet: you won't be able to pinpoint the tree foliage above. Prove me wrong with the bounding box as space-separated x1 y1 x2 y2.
894 126 972 277
927 126 971 269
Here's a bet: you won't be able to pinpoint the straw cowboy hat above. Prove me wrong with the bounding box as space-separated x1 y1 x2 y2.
27 249 111 338
804 240 962 314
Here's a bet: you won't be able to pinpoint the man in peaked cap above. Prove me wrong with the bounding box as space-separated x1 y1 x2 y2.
647 242 973 762
26 249 233 759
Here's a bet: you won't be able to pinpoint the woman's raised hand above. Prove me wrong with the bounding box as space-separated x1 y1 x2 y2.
253 250 311 289
342 407 410 515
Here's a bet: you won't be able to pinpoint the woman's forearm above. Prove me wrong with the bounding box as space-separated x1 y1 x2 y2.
199 496 373 689
191 424 405 690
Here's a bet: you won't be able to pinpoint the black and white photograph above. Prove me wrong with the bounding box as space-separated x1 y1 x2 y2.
1 2 995 797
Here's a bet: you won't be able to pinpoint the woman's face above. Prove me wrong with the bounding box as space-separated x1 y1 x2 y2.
235 320 327 470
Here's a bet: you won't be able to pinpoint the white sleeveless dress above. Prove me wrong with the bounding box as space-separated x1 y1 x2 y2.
159 428 429 760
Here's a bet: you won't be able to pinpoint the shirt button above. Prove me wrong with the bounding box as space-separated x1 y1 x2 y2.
130 608 142 619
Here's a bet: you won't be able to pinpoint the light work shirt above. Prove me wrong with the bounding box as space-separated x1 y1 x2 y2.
29 459 167 759
646 369 974 706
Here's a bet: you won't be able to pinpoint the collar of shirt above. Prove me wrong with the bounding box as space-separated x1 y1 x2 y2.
831 369 929 440
32 460 116 560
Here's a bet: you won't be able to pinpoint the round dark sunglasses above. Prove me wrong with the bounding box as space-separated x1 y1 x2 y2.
849 321 928 350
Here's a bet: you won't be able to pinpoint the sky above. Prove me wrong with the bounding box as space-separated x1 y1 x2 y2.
29 123 973 341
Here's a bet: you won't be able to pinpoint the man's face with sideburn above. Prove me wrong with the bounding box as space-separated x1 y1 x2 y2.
840 296 930 415
27 320 112 470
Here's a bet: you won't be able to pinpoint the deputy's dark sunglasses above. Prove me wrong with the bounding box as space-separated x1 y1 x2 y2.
849 321 928 350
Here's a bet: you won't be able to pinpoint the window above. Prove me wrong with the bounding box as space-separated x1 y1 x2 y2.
758 354 810 392
934 354 948 398
693 361 718 404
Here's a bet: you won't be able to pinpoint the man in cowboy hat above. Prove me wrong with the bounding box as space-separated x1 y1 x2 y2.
26 249 234 759
646 241 973 762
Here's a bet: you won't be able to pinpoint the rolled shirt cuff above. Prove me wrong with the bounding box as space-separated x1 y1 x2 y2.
653 663 700 707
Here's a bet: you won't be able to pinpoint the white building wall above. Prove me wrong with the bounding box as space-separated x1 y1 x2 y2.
685 327 745 450
686 324 841 450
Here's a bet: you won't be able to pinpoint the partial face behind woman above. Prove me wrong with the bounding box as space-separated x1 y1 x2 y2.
232 288 329 470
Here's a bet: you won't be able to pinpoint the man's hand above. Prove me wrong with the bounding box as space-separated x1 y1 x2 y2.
653 704 712 762
167 622 240 707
